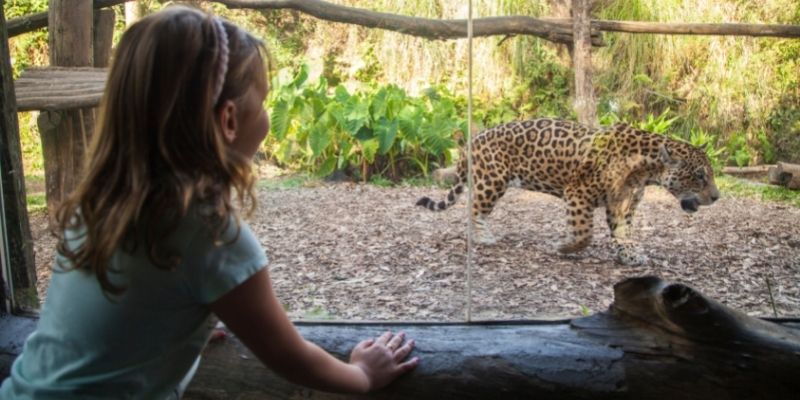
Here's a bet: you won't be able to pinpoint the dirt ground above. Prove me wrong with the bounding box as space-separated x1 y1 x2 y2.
30 175 800 321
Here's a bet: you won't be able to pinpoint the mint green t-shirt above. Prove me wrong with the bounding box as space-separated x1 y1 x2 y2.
0 210 268 399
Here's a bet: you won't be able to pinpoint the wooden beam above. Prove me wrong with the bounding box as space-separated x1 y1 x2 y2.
7 0 129 37
0 0 37 311
14 67 107 112
214 0 603 46
183 276 800 399
592 20 800 38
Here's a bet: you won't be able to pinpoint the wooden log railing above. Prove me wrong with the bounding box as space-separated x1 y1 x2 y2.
181 276 800 399
7 0 800 41
13 67 107 112
2 276 797 399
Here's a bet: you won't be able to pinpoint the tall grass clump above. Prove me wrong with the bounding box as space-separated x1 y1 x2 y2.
595 0 800 165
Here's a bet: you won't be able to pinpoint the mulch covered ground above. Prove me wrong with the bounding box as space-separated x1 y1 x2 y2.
31 174 800 321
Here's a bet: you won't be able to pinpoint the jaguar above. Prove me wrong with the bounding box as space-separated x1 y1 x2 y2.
416 118 719 265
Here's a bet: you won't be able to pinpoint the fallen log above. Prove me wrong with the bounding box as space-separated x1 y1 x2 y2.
768 162 800 190
722 165 772 180
183 276 800 399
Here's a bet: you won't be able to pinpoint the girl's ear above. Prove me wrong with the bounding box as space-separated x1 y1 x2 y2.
218 100 238 144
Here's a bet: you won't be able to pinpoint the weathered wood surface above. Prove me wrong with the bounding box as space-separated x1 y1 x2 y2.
571 0 597 127
43 0 96 212
14 67 107 111
0 0 37 311
1 277 798 398
93 9 116 68
184 276 800 400
768 162 800 190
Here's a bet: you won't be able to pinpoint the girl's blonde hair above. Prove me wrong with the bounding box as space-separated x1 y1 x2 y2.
55 6 269 294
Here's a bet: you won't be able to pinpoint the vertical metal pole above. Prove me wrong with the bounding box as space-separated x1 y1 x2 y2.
0 146 12 314
465 0 474 322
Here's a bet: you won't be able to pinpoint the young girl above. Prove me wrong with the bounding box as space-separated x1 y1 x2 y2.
0 6 417 399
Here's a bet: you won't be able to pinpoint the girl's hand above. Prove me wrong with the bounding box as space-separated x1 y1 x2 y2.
349 331 419 391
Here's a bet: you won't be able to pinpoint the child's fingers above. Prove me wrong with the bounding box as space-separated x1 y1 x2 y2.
397 356 420 373
356 338 375 350
386 331 405 351
374 331 393 346
393 339 415 362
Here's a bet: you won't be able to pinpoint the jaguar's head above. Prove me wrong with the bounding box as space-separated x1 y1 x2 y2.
658 143 720 213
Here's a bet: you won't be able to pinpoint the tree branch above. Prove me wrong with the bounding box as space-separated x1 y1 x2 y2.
213 0 604 46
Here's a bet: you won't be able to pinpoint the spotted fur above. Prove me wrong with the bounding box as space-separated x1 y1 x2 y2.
416 118 720 265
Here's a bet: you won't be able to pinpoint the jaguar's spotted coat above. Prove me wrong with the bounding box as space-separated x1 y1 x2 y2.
416 118 719 265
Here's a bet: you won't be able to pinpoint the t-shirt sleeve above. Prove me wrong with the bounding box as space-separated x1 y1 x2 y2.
186 219 269 304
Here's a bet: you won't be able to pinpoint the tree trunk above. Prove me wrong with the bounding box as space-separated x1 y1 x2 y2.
183 276 800 399
0 0 37 311
571 0 597 127
768 162 800 190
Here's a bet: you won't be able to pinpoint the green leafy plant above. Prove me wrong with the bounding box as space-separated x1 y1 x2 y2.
725 132 752 167
688 128 725 170
266 65 466 182
636 108 678 135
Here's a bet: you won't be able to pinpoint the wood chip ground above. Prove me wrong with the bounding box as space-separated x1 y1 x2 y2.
30 174 800 321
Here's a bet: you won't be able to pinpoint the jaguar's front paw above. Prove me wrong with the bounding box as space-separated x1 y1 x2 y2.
475 230 498 245
557 238 590 253
616 247 648 265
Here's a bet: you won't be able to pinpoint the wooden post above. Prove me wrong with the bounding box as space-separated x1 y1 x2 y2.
125 1 143 27
41 0 94 215
93 9 116 68
571 0 597 127
0 0 38 310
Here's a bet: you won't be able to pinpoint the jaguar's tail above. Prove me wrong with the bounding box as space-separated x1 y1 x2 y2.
416 161 467 211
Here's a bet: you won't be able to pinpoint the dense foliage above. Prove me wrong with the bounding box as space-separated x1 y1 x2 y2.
6 0 800 181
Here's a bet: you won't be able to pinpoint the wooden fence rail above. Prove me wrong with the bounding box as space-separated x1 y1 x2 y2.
7 0 800 41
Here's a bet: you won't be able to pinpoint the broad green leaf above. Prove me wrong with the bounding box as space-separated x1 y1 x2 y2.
355 126 374 142
371 87 388 119
309 122 332 157
338 139 354 169
375 117 399 155
398 105 423 141
291 64 309 88
270 99 291 141
361 139 380 163
317 156 337 177
334 85 351 103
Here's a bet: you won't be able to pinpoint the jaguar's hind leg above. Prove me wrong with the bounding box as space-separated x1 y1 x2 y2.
470 173 508 245
473 214 496 245
558 188 594 253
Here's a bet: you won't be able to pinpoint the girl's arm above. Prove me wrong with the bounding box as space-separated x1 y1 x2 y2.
209 268 418 393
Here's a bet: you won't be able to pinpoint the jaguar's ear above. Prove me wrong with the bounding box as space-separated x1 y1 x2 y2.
659 144 683 167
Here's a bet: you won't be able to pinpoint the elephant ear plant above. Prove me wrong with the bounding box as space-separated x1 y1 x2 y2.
266 65 466 182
